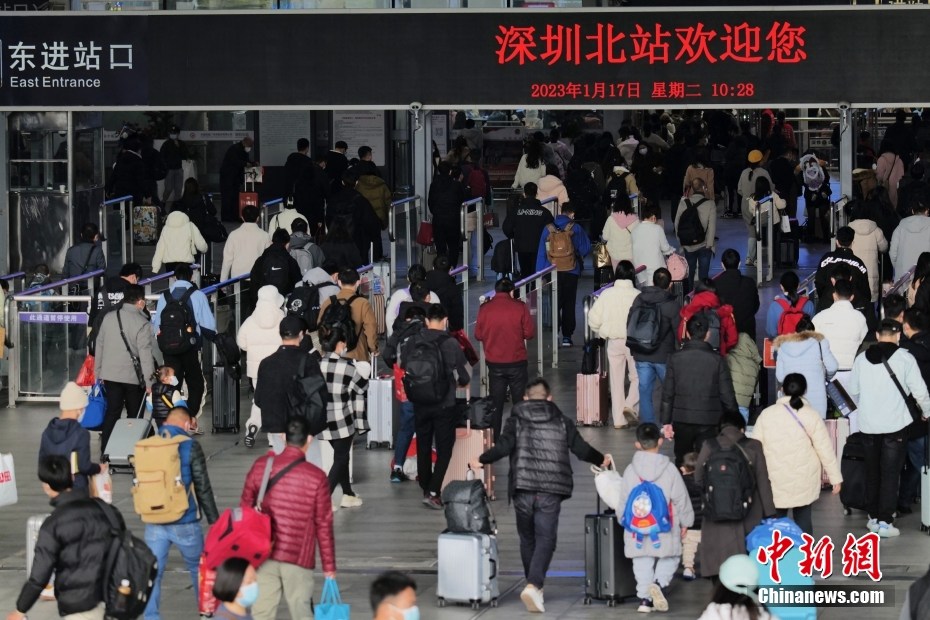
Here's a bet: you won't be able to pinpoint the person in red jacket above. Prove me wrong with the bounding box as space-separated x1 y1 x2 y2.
678 279 738 355
240 418 336 620
475 277 536 439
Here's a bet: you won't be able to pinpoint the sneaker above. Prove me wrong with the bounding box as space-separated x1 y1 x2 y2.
623 408 640 426
745 259 755 267
613 424 628 430
877 521 901 538
340 493 363 508
637 598 654 613
682 567 696 581
649 583 669 612
390 468 409 483
866 518 879 533
561 337 573 348
191 424 205 435
520 585 545 613
244 424 258 449
39 585 56 601
424 494 443 510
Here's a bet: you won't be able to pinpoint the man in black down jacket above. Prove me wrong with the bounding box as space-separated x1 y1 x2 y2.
12 455 121 620
714 248 760 337
327 171 383 262
471 378 609 614
900 308 930 511
660 313 738 465
249 229 302 304
502 182 554 280
428 161 467 267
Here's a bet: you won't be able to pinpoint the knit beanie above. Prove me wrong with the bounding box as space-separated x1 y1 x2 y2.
59 381 89 411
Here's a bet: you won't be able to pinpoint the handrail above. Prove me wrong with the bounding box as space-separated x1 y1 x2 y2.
24 269 105 295
0 272 25 282
391 197 418 209
139 264 202 293
830 194 850 252
887 266 916 299
460 197 486 282
103 194 133 206
590 265 647 298
798 272 817 297
539 196 559 217
260 197 286 230
358 264 374 275
389 195 421 287
450 265 469 277
202 273 250 297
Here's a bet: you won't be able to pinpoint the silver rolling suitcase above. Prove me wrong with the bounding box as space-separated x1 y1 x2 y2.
922 428 930 534
212 365 241 434
436 532 499 609
104 403 154 471
26 514 50 575
366 377 394 449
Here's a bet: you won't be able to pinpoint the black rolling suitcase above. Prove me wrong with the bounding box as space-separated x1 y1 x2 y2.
583 498 636 607
777 218 801 267
211 365 240 434
839 432 868 514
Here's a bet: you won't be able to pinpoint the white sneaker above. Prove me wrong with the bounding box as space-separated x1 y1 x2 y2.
39 585 56 601
649 583 669 612
877 521 900 538
682 567 696 580
520 585 545 613
866 518 879 533
340 494 363 508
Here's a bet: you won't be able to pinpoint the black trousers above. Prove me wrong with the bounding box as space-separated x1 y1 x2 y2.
862 429 908 524
672 422 718 466
556 271 579 339
100 380 145 458
327 436 355 496
488 362 529 441
433 226 461 267
414 404 458 496
513 491 563 589
163 348 205 417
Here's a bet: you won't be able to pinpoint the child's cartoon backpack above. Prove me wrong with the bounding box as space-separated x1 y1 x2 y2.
619 478 672 549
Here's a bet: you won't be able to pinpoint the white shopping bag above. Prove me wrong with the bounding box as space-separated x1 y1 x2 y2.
181 159 198 182
591 455 623 511
91 470 113 504
0 453 18 507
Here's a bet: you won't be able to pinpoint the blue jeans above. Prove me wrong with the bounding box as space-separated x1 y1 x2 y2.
144 522 204 620
635 361 666 425
738 406 750 423
393 401 416 469
684 247 712 293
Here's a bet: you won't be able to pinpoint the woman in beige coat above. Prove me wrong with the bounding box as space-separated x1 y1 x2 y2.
849 216 889 302
750 373 842 535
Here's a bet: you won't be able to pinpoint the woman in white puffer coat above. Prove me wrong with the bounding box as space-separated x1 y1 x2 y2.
849 215 888 302
750 373 842 536
237 285 285 446
151 210 208 273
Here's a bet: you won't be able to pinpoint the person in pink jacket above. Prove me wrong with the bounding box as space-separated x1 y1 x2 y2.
876 143 905 210
535 165 569 213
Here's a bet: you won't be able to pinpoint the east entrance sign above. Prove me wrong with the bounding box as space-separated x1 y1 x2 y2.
0 7 925 109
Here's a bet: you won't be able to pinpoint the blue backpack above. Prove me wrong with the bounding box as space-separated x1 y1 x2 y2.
620 478 672 549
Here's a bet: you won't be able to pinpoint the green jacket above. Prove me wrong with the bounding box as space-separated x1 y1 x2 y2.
727 332 762 407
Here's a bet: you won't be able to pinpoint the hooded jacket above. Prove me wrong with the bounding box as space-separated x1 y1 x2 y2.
478 399 604 500
588 278 640 340
475 292 535 364
891 215 930 280
301 267 340 296
503 197 554 254
159 424 219 525
240 447 335 572
511 154 546 189
812 300 868 370
628 286 681 364
752 396 843 509
714 269 761 337
151 211 208 272
237 286 285 380
849 218 889 302
385 287 440 337
678 291 738 356
249 243 302 302
674 192 717 253
814 247 871 313
535 174 569 208
616 450 694 559
255 346 325 433
38 419 100 491
536 214 592 276
288 232 326 275
221 222 270 281
631 221 673 286
601 212 639 264
661 340 738 426
727 333 762 408
15 491 118 616
356 174 392 227
773 331 838 418
849 342 930 435
266 208 308 238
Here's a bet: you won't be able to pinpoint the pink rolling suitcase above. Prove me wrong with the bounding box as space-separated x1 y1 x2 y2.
441 422 495 500
577 340 609 426
822 418 850 486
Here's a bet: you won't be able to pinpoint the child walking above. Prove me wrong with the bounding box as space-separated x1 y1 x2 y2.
680 452 703 580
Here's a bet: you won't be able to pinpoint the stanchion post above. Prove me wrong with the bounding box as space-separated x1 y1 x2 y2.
551 271 559 368
476 198 485 281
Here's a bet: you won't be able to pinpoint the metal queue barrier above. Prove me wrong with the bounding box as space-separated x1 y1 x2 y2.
389 196 421 288
829 195 850 252
477 264 559 396
198 274 252 384
259 197 285 231
540 196 559 217
460 198 486 282
1 272 26 292
886 266 916 300
139 264 201 297
99 195 132 270
450 265 470 331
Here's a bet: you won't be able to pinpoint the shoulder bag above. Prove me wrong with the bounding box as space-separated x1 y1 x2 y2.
881 355 924 423
116 309 146 387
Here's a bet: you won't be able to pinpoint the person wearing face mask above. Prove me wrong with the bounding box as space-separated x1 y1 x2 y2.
146 365 188 428
143 407 219 620
38 381 106 492
159 125 190 209
220 137 256 222
371 571 419 620
212 558 259 620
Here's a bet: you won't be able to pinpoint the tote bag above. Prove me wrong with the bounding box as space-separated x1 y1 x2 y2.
0 453 17 507
315 578 350 620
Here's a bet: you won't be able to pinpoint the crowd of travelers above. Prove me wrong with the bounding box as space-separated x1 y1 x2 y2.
9 108 930 619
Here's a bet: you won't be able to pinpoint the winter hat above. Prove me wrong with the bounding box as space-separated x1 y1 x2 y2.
257 285 285 308
279 314 307 339
747 150 763 164
60 381 88 411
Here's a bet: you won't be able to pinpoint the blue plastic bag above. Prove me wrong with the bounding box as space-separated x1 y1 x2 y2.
746 517 806 553
315 578 349 620
81 381 106 430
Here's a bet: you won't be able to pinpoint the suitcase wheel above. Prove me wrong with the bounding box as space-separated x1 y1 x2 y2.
607 599 617 608
437 598 446 608
491 599 498 608
583 596 592 605
471 601 479 610
843 507 852 516
211 428 216 434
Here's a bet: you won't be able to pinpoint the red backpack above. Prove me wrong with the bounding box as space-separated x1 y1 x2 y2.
468 167 489 201
776 296 808 335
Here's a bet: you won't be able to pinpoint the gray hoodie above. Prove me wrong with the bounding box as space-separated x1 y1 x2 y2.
300 267 340 298
617 450 694 559
891 214 930 279
289 232 326 275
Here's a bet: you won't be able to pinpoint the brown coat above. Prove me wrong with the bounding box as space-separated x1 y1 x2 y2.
318 288 379 362
694 425 776 578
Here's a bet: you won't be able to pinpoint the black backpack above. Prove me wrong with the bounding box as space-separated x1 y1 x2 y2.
626 300 666 354
262 251 293 295
702 437 756 522
286 355 329 436
401 332 450 405
319 294 361 350
98 501 159 620
286 284 323 332
491 239 515 276
441 479 496 535
701 309 722 351
157 287 197 355
677 197 708 246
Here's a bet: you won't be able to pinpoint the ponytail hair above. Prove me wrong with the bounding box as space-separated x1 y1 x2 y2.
782 373 807 410
780 271 800 305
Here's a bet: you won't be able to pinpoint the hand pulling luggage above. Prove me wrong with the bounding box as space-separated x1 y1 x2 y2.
441 422 494 500
132 204 160 245
104 403 155 471
583 498 636 606
367 376 395 449
436 531 499 609
839 432 867 515
212 364 241 434
822 418 849 487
